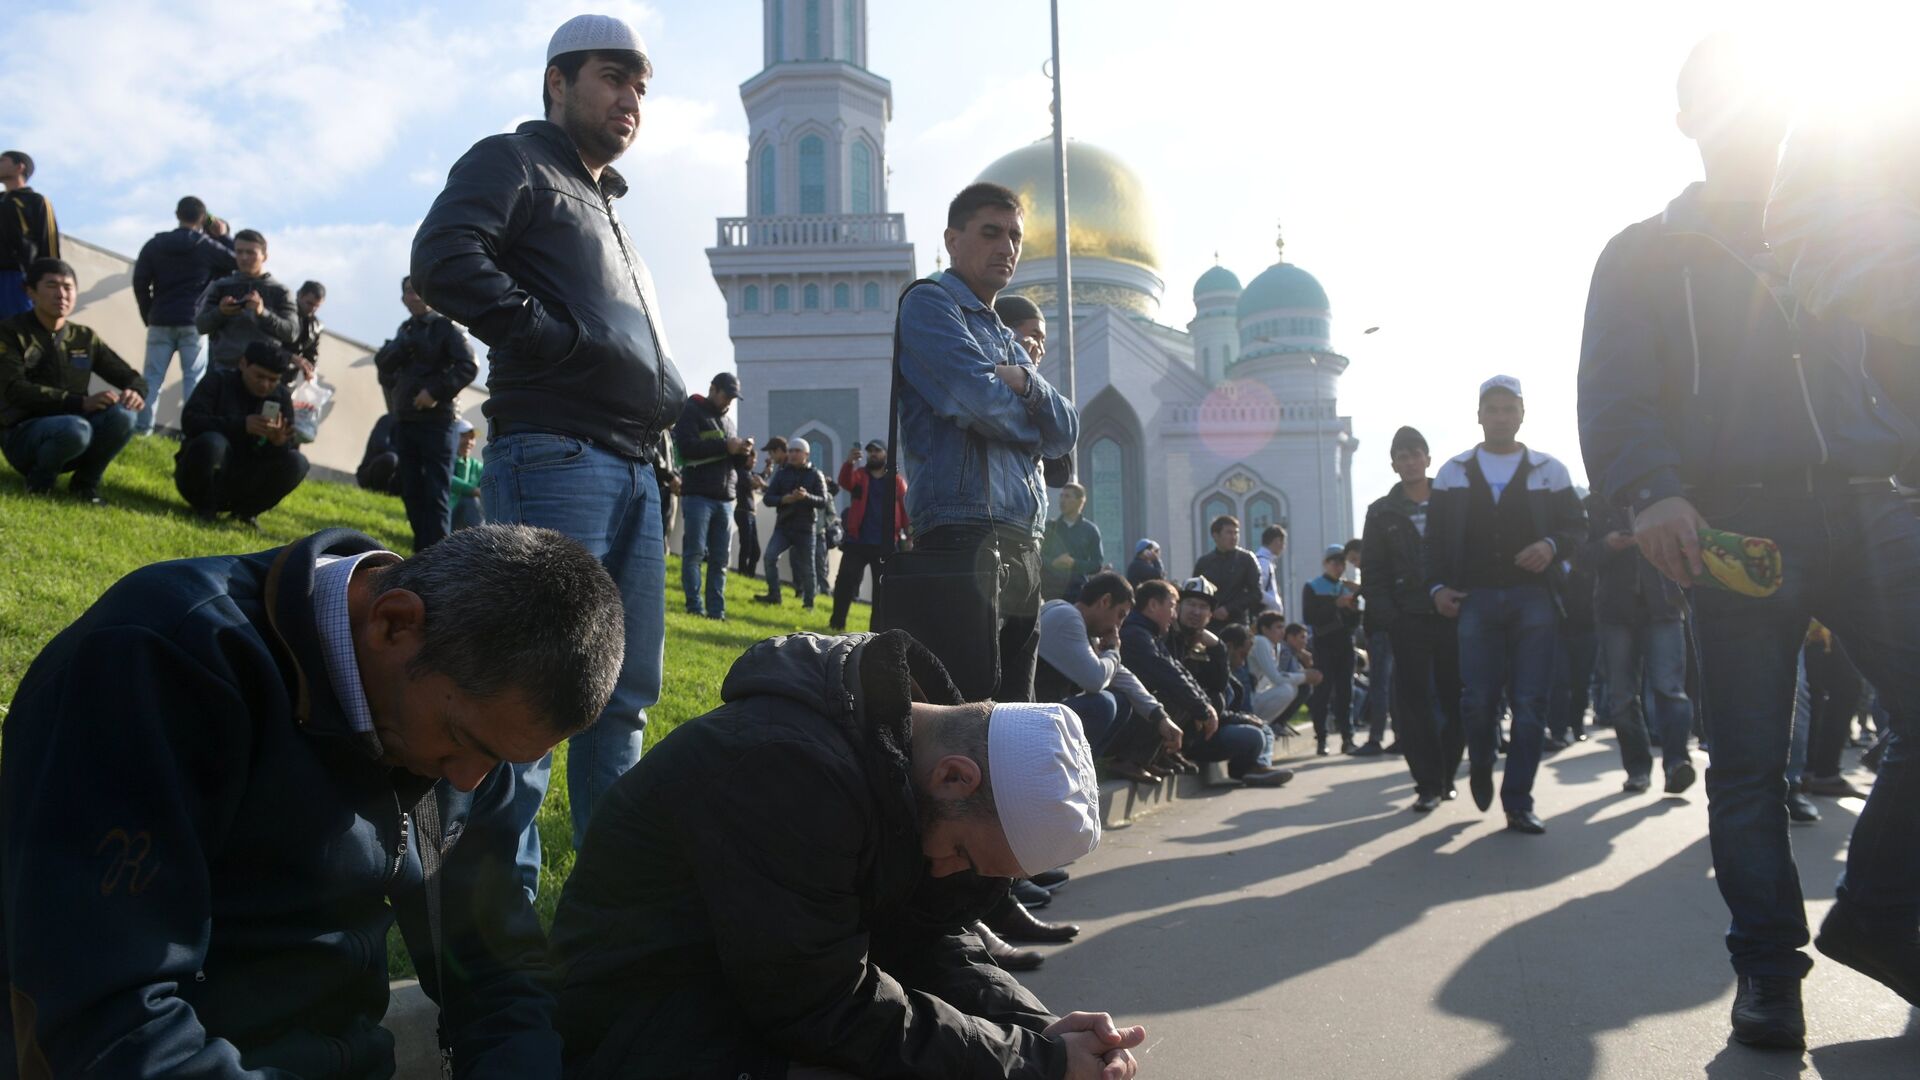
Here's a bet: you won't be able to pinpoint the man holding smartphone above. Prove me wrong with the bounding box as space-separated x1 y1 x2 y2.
174 340 307 526
374 275 478 551
412 13 686 899
193 229 297 370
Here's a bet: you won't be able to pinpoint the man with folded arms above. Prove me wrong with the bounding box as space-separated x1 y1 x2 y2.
550 630 1147 1079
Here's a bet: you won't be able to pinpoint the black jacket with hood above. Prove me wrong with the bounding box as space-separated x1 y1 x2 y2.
547 631 1069 1080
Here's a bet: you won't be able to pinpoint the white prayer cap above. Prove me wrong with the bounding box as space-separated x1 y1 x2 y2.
454 417 474 434
547 14 649 63
787 437 810 454
988 702 1101 877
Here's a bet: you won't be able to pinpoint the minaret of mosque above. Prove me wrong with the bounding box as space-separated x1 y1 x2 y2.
706 0 915 463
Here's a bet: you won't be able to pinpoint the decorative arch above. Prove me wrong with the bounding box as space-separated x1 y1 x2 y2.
1077 387 1146 563
791 418 843 477
849 139 874 214
833 282 852 309
755 140 777 216
863 281 882 309
798 134 827 214
743 284 760 312
773 284 791 311
1190 465 1292 600
803 283 821 310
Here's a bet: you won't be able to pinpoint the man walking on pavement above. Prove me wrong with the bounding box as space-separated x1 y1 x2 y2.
1363 425 1466 812
1581 34 1920 1048
1427 376 1586 835
411 12 687 899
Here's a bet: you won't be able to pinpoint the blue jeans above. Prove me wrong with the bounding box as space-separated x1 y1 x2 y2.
679 494 731 616
137 325 206 434
1457 584 1558 813
1062 690 1130 757
1690 485 1920 976
1364 628 1395 743
1599 620 1692 779
1188 721 1268 777
2 408 136 490
763 527 814 605
396 420 457 551
450 494 484 531
1788 652 1811 784
484 432 666 900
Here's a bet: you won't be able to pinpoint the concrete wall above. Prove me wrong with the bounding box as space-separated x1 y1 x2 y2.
60 235 489 479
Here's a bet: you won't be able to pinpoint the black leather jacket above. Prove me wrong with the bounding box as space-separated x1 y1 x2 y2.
411 120 685 458
374 311 478 425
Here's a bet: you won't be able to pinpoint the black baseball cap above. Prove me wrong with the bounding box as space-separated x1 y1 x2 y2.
865 439 885 452
711 371 740 394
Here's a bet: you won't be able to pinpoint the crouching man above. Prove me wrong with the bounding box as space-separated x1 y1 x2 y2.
549 630 1148 1079
1 524 625 1078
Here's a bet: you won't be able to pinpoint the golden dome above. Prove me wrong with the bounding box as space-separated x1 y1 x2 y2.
974 140 1161 272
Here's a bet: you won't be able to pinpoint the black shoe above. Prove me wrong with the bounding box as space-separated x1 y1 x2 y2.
827 622 846 632
1352 742 1384 757
1543 734 1570 754
1622 774 1651 793
1244 767 1295 787
751 594 781 605
22 480 54 497
1412 794 1441 813
1786 788 1822 824
1730 975 1805 1050
1008 879 1052 909
234 515 260 531
1664 760 1697 795
1382 742 1404 755
802 602 815 611
1572 731 1589 742
1340 738 1358 755
1802 773 1866 798
1815 902 1920 1008
68 484 107 506
705 612 728 622
1030 868 1070 890
1470 759 1494 811
1504 810 1546 835
985 895 1080 944
1316 738 1330 757
972 921 1044 971
1444 786 1459 801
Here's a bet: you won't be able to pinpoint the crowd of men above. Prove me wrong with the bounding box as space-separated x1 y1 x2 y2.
0 16 1913 1080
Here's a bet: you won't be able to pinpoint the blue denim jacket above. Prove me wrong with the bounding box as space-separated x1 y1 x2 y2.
896 273 1078 538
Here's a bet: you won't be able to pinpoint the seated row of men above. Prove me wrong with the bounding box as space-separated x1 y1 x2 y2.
0 257 308 523
0 525 1147 1078
1035 569 1318 789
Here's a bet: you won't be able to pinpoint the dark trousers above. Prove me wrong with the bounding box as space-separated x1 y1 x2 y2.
1805 639 1863 779
735 506 761 576
1308 639 1356 741
830 542 886 629
1390 614 1468 800
1690 486 1920 978
174 432 309 518
914 524 1043 702
1550 624 1600 738
396 419 457 550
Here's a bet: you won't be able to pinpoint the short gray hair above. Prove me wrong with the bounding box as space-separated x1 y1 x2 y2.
372 524 624 734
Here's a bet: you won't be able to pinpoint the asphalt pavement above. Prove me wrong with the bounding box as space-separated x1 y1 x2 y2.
1019 732 1917 1079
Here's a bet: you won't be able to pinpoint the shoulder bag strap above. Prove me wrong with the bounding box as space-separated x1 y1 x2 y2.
887 277 946 554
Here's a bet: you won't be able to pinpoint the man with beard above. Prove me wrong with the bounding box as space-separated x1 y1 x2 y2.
412 12 687 899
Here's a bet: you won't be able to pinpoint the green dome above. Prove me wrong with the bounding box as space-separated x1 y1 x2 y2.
1193 264 1242 297
1236 262 1329 318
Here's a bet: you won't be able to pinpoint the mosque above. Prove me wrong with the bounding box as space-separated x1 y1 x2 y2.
708 0 1355 599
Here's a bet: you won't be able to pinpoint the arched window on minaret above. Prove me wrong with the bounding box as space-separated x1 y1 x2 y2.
758 147 777 215
850 141 872 214
799 135 826 214
863 281 881 309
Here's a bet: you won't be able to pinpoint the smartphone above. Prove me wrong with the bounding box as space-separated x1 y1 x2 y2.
260 401 281 423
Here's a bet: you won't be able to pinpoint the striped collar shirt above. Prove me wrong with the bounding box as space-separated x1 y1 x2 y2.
313 550 396 734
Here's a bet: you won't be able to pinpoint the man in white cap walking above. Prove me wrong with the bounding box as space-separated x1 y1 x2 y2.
550 630 1148 1079
411 13 687 898
1426 376 1587 834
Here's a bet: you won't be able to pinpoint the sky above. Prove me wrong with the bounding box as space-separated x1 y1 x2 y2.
6 0 1911 522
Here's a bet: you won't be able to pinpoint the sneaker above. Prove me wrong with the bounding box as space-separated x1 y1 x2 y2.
1664 760 1697 795
1351 742 1384 757
1730 975 1805 1050
1786 788 1822 824
1815 902 1920 1008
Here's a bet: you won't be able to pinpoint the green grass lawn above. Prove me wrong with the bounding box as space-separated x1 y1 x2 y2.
0 434 866 977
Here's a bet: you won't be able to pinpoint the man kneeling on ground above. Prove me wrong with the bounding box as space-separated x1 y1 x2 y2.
0 524 624 1077
549 630 1148 1079
175 339 310 526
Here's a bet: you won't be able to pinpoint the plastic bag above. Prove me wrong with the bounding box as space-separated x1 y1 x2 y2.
291 375 334 444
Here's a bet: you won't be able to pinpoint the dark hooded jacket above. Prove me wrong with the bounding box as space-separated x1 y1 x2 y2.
547 631 1069 1080
0 530 559 1079
1359 481 1436 630
133 227 237 327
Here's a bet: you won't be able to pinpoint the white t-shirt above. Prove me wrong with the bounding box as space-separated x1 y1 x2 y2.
1476 447 1523 501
